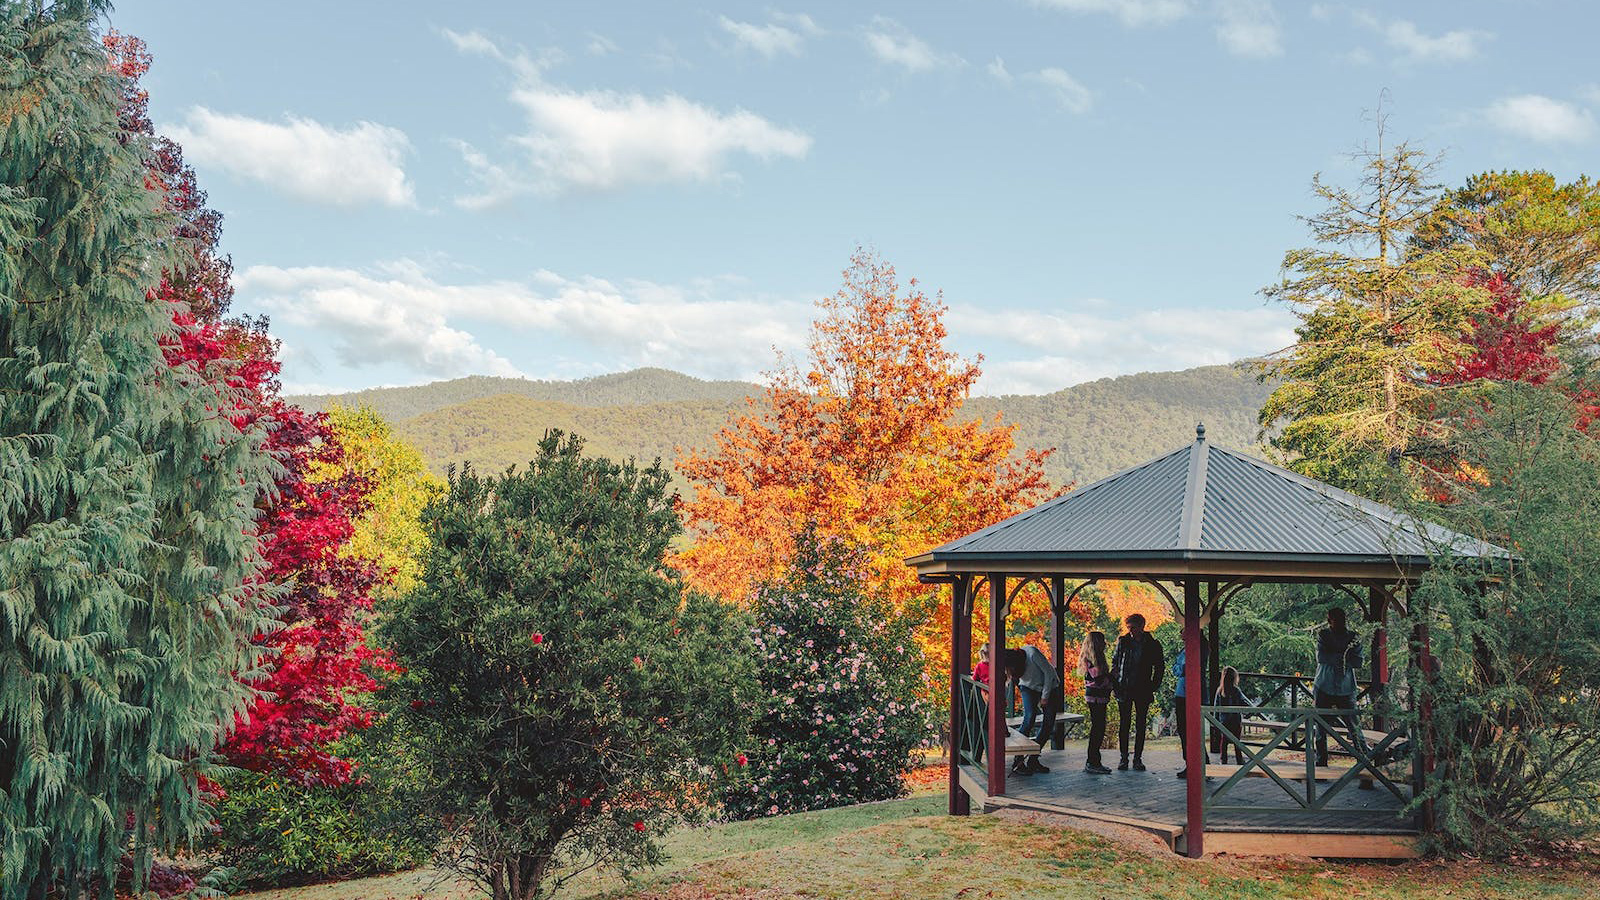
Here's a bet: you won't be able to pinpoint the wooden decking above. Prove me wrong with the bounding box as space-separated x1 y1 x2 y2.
959 740 1420 859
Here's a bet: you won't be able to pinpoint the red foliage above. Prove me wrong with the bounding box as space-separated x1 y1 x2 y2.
1434 271 1561 388
111 32 395 788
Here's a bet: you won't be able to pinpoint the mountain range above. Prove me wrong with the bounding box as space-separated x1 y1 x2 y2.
288 364 1276 491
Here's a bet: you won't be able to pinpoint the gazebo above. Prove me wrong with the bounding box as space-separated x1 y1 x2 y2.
906 425 1507 858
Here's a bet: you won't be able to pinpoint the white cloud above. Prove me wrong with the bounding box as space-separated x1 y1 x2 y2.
1484 95 1597 144
1581 84 1600 106
239 264 524 379
1029 68 1094 113
587 33 619 56
1214 0 1283 59
951 304 1295 395
863 17 962 72
718 12 822 57
1031 0 1192 27
163 108 414 208
237 261 813 383
446 32 811 203
987 57 1014 85
1347 11 1488 63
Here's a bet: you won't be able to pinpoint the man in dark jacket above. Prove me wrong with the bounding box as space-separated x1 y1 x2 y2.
1111 613 1165 771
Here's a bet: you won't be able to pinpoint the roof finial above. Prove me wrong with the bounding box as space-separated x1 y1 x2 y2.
1196 422 1206 442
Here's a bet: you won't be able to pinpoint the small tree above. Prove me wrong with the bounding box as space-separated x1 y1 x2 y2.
382 432 751 900
726 530 925 819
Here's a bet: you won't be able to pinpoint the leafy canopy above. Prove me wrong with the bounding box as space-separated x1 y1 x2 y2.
676 249 1055 700
382 431 752 900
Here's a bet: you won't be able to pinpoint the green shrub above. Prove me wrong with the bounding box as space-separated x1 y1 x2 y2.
380 431 753 900
209 760 435 889
725 530 927 818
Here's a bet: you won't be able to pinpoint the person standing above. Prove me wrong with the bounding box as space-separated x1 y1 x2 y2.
1111 613 1164 772
1172 636 1209 779
1078 631 1114 774
1005 645 1062 776
973 643 991 686
1314 606 1365 767
1213 666 1249 764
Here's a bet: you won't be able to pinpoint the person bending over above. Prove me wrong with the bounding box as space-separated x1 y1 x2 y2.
1005 645 1062 776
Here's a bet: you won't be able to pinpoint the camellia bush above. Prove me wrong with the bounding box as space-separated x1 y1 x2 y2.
725 530 926 819
381 431 753 900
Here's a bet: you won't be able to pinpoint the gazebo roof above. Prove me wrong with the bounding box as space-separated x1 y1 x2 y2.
906 426 1508 582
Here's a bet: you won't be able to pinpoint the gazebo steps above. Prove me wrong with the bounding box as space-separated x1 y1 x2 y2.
1178 830 1421 859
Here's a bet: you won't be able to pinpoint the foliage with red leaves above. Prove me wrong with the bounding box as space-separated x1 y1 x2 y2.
108 31 395 789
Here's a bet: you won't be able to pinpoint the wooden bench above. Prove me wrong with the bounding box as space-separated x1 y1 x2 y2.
1236 717 1393 751
1006 712 1085 750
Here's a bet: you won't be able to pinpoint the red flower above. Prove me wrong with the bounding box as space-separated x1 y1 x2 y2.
579 797 592 807
531 632 544 645
736 754 748 767
632 820 646 832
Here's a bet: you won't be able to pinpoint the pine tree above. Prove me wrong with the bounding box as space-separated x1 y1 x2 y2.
1259 124 1486 491
0 5 276 897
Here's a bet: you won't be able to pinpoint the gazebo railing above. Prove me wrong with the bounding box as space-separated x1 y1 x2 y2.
957 675 989 778
1202 705 1412 817
1236 671 1378 710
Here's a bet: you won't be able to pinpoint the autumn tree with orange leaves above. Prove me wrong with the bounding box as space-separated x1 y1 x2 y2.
676 251 1058 698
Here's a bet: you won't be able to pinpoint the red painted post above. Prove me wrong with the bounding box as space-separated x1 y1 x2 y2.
949 577 972 815
1414 619 1436 833
1183 579 1204 858
1050 577 1066 751
1369 586 1389 733
987 574 1008 799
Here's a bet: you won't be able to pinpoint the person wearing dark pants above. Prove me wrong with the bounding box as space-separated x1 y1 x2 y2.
1111 613 1164 771
1313 606 1365 766
1172 638 1209 778
1078 631 1114 774
1006 645 1061 776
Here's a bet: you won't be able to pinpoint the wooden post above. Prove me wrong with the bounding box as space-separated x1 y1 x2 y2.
1050 576 1066 751
1413 617 1436 833
1183 578 1204 858
949 577 972 816
1368 586 1389 733
1207 581 1221 755
987 574 1008 799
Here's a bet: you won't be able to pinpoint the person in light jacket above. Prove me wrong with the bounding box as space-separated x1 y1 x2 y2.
1313 606 1365 766
1004 645 1062 776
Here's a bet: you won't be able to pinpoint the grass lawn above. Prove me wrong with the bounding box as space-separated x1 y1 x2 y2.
233 785 1598 900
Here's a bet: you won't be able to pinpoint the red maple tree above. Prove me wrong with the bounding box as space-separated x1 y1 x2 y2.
108 32 395 788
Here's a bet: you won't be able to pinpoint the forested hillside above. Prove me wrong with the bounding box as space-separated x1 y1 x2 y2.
295 364 1274 490
289 368 756 420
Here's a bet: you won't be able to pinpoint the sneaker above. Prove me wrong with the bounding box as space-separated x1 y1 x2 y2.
1117 759 1129 771
1176 768 1187 779
1085 763 1112 775
1132 759 1147 771
1028 759 1051 774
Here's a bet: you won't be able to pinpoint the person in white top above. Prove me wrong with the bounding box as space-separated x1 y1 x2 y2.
1004 645 1062 775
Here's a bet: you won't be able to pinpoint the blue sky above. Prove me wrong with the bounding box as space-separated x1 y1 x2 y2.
110 1 1597 396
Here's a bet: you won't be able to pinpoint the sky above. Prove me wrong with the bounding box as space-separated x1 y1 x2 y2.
109 0 1598 397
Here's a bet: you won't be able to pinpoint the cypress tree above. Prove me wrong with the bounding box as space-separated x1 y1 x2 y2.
0 4 276 897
